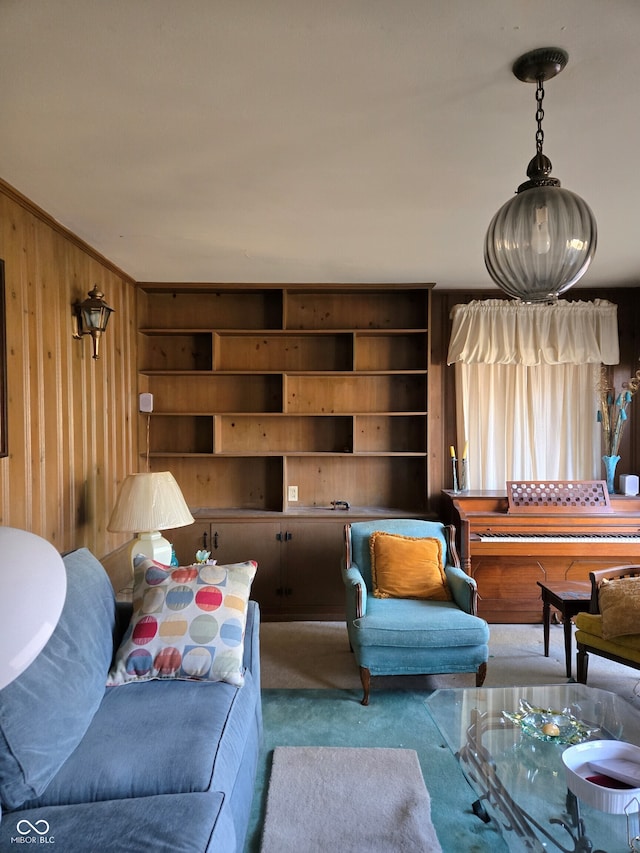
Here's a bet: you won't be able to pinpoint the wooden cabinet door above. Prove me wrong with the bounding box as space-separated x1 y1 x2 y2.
280 520 345 618
169 517 347 619
165 523 210 566
208 520 282 614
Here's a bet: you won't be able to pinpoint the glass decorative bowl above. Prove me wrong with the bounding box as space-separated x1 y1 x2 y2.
503 699 598 745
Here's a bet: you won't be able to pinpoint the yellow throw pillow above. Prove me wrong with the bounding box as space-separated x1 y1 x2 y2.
369 532 450 600
599 576 640 639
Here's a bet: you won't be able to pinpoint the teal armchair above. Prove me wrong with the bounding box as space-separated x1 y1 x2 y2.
342 519 489 705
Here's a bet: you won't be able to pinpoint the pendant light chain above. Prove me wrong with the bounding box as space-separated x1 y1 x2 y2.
535 78 545 155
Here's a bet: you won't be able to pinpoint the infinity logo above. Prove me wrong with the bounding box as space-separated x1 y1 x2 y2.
16 819 50 835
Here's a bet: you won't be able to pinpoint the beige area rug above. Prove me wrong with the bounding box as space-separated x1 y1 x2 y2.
260 746 442 853
259 620 640 709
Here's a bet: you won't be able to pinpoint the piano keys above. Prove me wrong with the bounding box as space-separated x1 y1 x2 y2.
441 489 640 623
477 533 640 543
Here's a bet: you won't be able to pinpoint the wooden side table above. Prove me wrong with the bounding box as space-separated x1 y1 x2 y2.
536 581 592 678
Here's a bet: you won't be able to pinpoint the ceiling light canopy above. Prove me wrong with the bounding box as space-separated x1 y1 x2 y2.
484 47 597 303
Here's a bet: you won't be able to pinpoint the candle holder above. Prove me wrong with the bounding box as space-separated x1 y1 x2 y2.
452 457 459 493
460 458 469 492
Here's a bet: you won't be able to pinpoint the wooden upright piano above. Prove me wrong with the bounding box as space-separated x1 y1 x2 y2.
442 481 640 623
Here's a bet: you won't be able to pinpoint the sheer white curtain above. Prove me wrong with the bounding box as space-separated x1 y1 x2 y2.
447 299 619 490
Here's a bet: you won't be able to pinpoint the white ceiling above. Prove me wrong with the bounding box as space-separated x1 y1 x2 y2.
1 0 638 290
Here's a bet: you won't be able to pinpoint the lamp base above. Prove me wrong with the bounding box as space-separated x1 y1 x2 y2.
128 531 173 571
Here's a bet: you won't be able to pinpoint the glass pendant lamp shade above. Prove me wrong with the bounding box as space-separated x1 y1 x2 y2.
484 47 597 302
485 183 597 302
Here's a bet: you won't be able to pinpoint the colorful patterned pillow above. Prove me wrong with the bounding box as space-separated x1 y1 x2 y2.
107 557 257 687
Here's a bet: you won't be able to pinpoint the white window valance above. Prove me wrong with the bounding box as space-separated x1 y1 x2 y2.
447 299 619 366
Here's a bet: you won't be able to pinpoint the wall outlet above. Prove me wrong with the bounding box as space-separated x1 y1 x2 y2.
288 485 299 502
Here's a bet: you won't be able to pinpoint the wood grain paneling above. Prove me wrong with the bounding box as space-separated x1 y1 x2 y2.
0 179 137 588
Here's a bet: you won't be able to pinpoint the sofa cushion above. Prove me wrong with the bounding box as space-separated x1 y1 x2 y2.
575 610 640 669
0 549 116 810
22 667 260 809
107 558 257 688
574 612 640 649
369 532 450 601
598 576 640 639
0 792 233 853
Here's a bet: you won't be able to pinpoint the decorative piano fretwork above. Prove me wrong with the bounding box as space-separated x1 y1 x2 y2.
507 480 611 513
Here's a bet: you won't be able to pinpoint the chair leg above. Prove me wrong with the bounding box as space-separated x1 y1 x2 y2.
359 666 371 706
576 644 589 684
475 661 487 687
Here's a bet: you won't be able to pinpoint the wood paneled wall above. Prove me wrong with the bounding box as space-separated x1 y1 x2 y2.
0 180 138 586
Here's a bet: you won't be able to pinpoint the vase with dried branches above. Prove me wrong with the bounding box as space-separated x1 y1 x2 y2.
597 368 640 492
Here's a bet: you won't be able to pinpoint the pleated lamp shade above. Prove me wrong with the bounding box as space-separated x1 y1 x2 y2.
0 527 67 689
107 472 194 568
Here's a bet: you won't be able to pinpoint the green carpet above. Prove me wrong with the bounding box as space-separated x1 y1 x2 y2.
244 688 509 853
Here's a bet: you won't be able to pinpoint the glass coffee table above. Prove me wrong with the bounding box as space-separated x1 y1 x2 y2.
426 684 640 853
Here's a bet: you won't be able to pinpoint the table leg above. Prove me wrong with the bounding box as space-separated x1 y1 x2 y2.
563 614 573 678
542 598 550 658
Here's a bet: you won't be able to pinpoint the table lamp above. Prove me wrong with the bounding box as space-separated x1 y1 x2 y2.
0 527 67 690
107 471 194 569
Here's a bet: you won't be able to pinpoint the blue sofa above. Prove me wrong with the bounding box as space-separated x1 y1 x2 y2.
0 548 262 852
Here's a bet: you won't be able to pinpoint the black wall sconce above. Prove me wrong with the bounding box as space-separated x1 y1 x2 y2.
72 285 114 359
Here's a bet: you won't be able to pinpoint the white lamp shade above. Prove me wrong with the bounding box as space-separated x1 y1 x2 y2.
107 472 194 533
0 527 67 690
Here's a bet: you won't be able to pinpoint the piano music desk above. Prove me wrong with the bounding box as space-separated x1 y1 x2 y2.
536 580 591 678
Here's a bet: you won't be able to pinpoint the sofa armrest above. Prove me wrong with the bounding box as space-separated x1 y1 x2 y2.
341 559 367 619
244 600 261 734
445 563 478 615
243 600 261 681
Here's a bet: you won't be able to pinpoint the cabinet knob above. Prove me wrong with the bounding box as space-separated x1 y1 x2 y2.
213 531 219 549
203 531 208 549
276 531 293 542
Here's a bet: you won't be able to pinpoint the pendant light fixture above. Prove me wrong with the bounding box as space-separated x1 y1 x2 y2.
484 47 597 303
